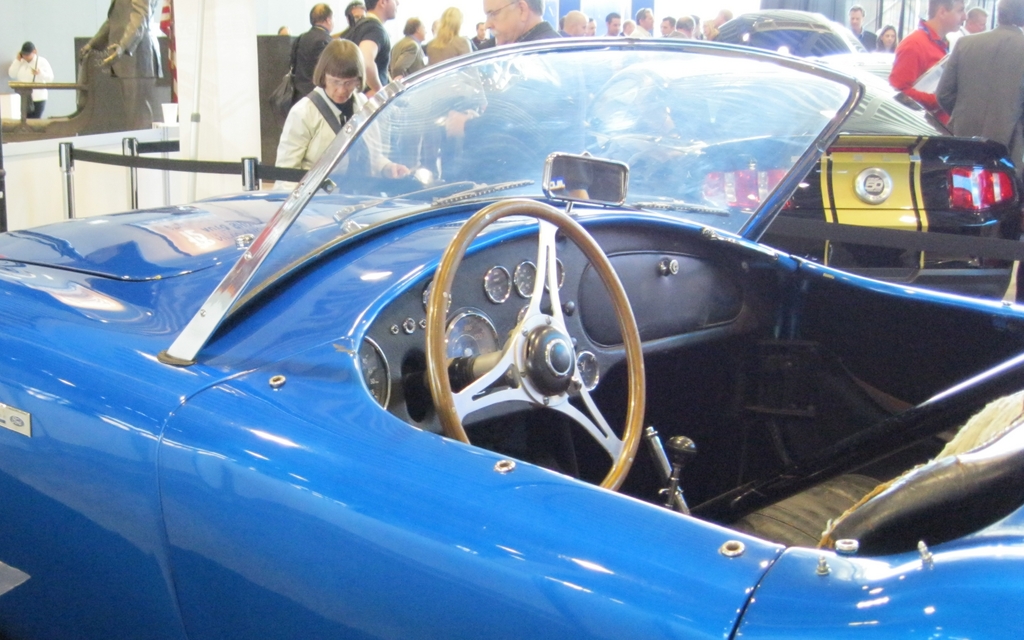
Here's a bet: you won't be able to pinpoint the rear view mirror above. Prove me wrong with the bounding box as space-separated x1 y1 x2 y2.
543 153 629 206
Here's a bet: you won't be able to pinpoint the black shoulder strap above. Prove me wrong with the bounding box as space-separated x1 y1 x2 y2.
343 18 362 42
308 91 342 134
289 36 299 73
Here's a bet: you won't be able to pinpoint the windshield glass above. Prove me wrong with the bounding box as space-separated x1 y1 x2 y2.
254 43 853 289
161 43 858 364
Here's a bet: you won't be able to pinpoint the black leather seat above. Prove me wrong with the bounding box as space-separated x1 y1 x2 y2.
732 474 879 547
735 391 1024 554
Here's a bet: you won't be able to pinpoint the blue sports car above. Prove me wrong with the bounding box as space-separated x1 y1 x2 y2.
1 40 1023 639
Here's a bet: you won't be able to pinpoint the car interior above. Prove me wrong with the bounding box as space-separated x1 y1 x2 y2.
357 155 1024 555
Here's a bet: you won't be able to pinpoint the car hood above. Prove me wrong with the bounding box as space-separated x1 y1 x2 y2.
0 194 283 281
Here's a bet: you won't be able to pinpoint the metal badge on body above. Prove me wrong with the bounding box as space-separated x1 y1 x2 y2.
0 402 32 437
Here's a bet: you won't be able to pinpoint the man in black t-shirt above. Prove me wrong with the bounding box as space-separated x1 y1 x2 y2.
345 0 398 97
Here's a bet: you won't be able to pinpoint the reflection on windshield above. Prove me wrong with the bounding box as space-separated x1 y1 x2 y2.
255 45 851 283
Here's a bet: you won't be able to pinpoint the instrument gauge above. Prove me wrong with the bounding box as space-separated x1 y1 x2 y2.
446 311 500 359
422 280 433 311
422 279 451 314
483 266 512 304
576 351 599 391
546 259 566 291
514 261 536 298
359 338 391 407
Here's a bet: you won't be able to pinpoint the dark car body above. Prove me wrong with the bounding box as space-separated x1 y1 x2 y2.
780 53 1022 297
0 40 1023 639
716 10 867 57
587 48 1022 298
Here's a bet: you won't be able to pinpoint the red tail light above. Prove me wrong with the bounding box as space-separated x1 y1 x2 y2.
704 169 787 209
948 167 1015 211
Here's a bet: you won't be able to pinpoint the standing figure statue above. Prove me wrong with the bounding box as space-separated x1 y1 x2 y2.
81 0 162 130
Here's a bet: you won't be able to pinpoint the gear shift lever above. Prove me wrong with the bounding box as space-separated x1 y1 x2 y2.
663 435 697 514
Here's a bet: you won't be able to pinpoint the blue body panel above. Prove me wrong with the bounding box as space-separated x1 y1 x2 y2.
159 208 782 639
737 514 1024 637
0 198 276 638
0 193 1022 638
0 196 280 280
160 360 781 639
0 198 776 638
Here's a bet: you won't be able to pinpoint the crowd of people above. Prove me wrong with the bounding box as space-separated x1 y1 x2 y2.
274 0 1024 181
274 0 563 176
273 1 746 175
806 0 1024 178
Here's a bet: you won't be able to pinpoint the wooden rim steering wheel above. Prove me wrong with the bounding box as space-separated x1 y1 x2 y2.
425 199 645 490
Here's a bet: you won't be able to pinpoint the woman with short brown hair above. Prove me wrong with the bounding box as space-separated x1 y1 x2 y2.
277 40 408 181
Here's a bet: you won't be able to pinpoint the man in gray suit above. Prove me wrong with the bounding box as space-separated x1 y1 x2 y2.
389 17 426 79
81 0 161 129
938 0 1024 175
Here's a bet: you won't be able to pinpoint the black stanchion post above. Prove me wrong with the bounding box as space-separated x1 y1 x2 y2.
59 142 76 219
241 157 258 191
123 137 140 209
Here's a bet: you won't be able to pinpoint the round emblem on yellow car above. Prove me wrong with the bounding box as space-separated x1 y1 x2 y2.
854 167 894 205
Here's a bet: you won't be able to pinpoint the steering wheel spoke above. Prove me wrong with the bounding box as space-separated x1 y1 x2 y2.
455 383 532 421
520 220 568 332
549 391 624 461
426 199 645 490
451 346 520 418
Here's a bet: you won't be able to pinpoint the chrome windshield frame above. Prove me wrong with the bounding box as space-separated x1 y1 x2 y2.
158 38 863 366
158 83 406 365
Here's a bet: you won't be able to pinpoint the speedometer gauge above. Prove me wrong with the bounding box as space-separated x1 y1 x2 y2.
514 261 536 298
483 266 511 303
359 338 391 407
446 311 499 359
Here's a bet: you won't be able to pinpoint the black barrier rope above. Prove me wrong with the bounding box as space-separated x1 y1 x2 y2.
136 140 181 154
69 147 307 183
73 148 240 174
256 165 309 182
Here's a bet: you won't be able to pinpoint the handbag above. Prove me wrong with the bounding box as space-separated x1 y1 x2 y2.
269 71 297 118
269 38 300 118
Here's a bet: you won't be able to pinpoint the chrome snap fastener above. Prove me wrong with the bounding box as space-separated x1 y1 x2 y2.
719 540 745 557
494 459 516 474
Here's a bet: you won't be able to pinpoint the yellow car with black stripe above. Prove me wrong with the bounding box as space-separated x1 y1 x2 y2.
742 55 1023 299
586 48 1020 299
760 106 1021 299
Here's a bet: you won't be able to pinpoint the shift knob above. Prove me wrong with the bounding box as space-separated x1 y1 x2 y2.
665 435 697 468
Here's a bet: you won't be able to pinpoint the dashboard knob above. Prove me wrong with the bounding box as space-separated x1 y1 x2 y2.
658 257 679 276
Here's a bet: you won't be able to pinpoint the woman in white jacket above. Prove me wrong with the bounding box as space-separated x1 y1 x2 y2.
8 42 54 119
276 39 408 183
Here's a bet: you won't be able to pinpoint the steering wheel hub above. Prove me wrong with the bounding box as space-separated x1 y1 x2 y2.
426 199 645 490
525 325 576 395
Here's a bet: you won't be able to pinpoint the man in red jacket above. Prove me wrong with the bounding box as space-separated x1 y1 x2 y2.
889 0 965 123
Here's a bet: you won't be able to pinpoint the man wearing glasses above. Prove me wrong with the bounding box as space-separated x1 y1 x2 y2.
484 0 560 45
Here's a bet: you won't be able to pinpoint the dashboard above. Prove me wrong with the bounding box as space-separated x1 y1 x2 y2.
360 220 755 432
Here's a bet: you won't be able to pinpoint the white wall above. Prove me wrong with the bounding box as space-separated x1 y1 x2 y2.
174 0 262 200
3 128 183 230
